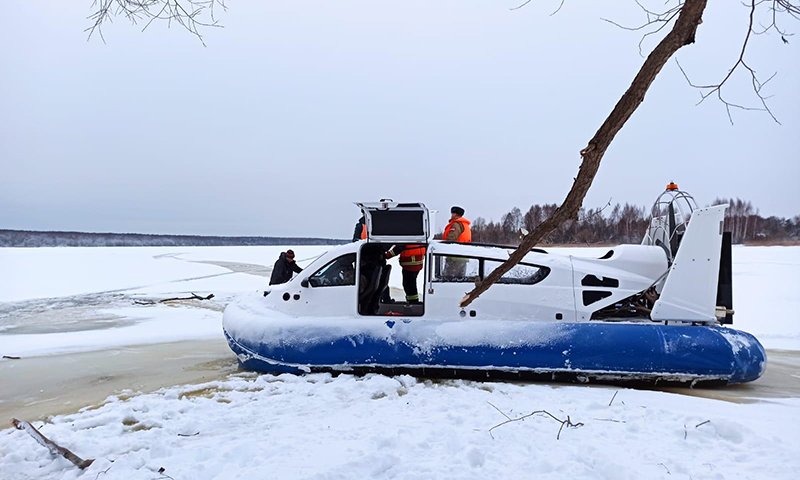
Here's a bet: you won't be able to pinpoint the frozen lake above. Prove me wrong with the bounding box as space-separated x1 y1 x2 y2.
1 245 798 356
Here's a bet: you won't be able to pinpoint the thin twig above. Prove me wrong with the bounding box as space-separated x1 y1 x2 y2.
510 0 533 11
608 390 619 406
95 464 113 480
550 0 567 16
601 1 684 57
486 401 512 421
592 418 626 423
488 407 584 440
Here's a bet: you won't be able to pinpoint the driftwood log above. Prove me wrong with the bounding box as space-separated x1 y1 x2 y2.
11 418 94 469
134 293 215 305
159 293 215 303
460 0 709 307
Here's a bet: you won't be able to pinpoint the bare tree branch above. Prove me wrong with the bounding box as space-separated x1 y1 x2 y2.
87 0 227 45
510 0 566 16
550 0 567 16
460 0 709 308
601 1 685 57
510 0 534 12
752 0 796 37
675 0 785 125
605 1 796 123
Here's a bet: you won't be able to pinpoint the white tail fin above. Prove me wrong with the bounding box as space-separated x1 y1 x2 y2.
651 205 727 323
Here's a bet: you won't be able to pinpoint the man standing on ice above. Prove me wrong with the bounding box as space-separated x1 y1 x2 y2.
443 206 472 279
269 250 303 285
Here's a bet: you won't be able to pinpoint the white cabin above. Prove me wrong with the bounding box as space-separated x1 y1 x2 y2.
264 198 730 325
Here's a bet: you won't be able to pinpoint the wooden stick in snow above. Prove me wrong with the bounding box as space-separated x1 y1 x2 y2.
11 418 94 469
160 293 215 303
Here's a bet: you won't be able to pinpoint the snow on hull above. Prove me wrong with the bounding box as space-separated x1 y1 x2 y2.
223 294 767 385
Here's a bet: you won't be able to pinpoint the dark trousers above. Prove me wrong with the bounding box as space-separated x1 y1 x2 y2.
402 269 420 301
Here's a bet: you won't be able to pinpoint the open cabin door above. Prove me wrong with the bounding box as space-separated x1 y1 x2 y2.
355 201 431 244
354 201 430 317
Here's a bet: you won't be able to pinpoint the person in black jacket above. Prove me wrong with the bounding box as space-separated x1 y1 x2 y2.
269 250 303 285
352 216 366 242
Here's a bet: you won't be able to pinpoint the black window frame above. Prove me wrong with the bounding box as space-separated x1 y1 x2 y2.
308 253 357 288
431 254 550 285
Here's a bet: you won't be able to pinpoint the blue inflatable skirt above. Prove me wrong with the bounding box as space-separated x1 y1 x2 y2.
223 298 766 386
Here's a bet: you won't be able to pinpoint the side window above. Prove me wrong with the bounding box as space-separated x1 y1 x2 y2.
483 260 550 285
432 255 480 283
309 254 356 287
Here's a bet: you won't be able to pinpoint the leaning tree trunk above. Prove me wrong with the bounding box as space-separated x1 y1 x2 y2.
460 0 708 308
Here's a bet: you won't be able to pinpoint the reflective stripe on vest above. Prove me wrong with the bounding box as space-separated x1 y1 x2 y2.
399 245 426 272
443 217 472 243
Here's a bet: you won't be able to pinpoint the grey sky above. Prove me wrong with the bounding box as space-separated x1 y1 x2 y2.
1 1 798 238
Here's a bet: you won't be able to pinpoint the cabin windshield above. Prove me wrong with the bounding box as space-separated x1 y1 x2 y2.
308 254 356 287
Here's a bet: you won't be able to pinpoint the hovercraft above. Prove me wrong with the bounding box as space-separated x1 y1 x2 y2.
223 188 766 385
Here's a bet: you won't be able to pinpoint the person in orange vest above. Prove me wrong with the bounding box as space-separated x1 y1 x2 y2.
443 206 472 243
442 206 472 279
386 244 426 304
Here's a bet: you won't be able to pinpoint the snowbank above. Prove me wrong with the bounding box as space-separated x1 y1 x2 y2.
1 373 798 480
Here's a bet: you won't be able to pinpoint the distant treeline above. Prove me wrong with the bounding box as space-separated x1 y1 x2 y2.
4 197 797 248
471 198 800 245
0 230 347 248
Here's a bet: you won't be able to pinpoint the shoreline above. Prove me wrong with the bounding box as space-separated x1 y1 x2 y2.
0 338 237 422
2 337 798 424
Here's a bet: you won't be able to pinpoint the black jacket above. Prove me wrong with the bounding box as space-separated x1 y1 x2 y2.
352 216 366 242
269 252 303 285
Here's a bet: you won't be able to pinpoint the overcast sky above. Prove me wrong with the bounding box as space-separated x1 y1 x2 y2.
1 1 798 238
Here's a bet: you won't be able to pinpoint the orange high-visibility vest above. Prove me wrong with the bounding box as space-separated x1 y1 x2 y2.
443 217 472 243
399 245 426 272
361 224 367 240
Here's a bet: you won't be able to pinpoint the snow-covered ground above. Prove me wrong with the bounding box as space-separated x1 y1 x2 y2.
2 373 799 480
1 245 799 480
